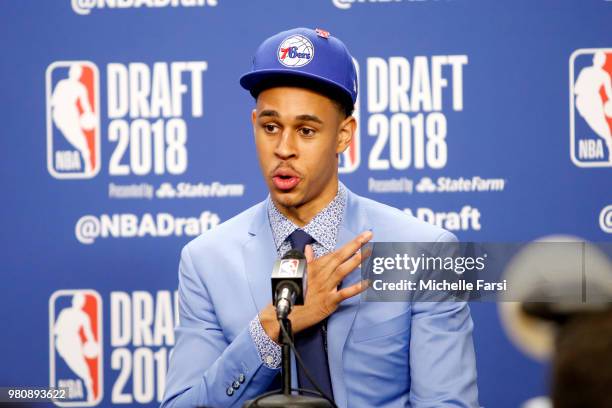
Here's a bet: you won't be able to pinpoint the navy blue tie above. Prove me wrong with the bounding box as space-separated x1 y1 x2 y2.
288 229 334 399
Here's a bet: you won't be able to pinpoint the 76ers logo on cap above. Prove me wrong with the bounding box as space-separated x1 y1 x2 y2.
277 35 314 68
50 289 103 406
46 61 101 179
570 49 612 167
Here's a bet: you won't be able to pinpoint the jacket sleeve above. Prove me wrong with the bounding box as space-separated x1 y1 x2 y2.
408 231 480 408
161 244 279 408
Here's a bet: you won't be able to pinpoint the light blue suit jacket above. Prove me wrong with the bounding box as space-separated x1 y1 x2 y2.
162 189 479 408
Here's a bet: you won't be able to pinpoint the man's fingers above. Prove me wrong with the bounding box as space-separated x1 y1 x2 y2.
361 246 373 260
304 244 315 264
333 249 365 283
327 231 373 267
333 244 373 284
335 279 370 302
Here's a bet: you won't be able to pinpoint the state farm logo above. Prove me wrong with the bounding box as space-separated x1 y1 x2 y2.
46 61 101 179
415 176 505 193
570 49 612 167
49 290 103 406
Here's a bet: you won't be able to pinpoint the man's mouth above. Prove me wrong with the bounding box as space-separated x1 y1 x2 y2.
272 169 301 191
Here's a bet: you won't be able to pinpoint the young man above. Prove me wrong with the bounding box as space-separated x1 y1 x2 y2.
162 27 478 408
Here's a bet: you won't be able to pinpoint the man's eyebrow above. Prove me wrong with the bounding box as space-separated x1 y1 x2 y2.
257 110 324 124
258 110 279 118
295 114 323 124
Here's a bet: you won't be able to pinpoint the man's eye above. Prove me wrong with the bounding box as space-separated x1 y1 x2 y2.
264 124 278 133
299 128 315 137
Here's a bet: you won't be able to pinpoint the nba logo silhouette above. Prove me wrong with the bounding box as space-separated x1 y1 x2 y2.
49 290 103 406
279 259 299 276
339 58 361 174
46 61 101 178
570 49 612 167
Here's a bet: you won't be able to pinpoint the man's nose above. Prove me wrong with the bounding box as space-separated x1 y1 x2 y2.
274 130 298 159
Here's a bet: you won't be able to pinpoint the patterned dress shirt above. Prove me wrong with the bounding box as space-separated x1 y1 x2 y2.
247 183 347 368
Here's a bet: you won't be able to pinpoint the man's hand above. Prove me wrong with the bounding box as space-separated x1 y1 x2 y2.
259 231 372 343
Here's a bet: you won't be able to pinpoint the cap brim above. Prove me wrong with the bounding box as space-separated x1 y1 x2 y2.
239 69 354 103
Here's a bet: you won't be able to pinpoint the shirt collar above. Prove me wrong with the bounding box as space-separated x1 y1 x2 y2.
267 182 347 253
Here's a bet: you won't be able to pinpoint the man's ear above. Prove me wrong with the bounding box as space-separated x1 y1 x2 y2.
251 109 257 127
336 115 356 154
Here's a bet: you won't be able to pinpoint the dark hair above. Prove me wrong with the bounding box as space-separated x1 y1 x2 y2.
551 311 612 408
250 75 354 118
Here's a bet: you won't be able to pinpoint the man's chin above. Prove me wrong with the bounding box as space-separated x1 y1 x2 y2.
269 188 304 209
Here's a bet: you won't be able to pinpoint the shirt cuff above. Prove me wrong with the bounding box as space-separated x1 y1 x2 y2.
249 315 281 369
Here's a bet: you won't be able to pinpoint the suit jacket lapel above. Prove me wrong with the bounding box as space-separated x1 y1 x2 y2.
241 201 300 388
327 189 370 408
242 201 278 314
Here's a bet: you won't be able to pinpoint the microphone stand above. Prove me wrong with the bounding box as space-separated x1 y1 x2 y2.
243 316 333 407
280 317 293 396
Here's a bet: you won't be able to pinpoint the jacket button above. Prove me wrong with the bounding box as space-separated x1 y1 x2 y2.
232 380 240 389
238 374 245 383
226 386 234 396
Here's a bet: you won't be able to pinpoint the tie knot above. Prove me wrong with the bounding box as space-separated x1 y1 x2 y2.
288 229 315 253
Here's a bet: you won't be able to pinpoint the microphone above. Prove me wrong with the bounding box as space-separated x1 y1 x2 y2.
271 249 307 320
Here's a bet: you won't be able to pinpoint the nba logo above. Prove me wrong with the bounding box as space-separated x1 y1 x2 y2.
279 259 299 276
46 61 101 178
49 290 103 406
570 49 612 167
339 58 360 174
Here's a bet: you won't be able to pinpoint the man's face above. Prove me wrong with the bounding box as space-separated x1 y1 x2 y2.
251 86 354 217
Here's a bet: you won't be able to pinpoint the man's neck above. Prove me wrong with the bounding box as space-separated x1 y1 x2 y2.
273 181 339 227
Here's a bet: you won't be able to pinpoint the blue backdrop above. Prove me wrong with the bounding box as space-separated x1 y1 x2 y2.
1 1 610 407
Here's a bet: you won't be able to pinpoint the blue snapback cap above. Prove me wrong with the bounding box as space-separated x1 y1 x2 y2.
240 27 358 104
